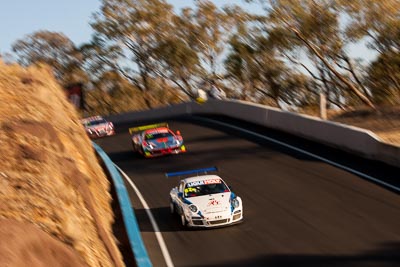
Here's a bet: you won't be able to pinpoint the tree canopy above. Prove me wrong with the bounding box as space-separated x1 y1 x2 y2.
7 0 400 115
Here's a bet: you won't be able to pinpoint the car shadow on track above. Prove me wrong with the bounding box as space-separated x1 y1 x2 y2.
129 206 400 267
132 207 240 233
133 207 184 232
189 242 400 267
106 150 144 162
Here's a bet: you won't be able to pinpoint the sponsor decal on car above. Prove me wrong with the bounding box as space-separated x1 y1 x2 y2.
187 179 222 187
187 180 204 187
204 179 221 184
207 199 220 206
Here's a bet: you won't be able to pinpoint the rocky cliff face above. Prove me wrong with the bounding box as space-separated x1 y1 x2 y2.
0 61 124 267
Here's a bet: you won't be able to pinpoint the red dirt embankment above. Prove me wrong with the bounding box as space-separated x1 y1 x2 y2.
0 61 124 267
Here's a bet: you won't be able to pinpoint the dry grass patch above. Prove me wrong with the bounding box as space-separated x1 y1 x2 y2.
0 61 124 267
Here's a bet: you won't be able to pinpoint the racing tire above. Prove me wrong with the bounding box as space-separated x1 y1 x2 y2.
131 142 136 152
169 200 175 214
140 147 147 157
180 213 187 227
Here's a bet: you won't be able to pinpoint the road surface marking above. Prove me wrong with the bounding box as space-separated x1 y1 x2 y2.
115 165 175 267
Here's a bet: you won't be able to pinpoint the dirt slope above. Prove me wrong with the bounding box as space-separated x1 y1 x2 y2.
0 61 124 267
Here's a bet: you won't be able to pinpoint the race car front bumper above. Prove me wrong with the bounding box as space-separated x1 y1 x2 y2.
144 145 186 158
187 209 243 228
88 129 115 138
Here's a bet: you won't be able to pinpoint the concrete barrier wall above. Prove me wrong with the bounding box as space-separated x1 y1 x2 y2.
106 100 400 167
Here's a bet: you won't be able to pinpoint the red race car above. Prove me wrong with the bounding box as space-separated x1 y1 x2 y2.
129 123 186 158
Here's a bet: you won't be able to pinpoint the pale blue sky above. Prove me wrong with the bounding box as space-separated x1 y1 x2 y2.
0 0 375 62
0 0 254 54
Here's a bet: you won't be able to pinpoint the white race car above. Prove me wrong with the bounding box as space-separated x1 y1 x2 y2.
81 115 115 138
168 167 243 228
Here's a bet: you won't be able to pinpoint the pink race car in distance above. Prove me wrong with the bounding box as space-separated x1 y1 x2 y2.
81 116 115 138
129 123 186 158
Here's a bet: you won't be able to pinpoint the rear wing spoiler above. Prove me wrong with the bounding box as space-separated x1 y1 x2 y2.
165 167 218 178
128 122 169 135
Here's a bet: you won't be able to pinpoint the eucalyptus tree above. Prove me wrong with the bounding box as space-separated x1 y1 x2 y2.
145 6 207 99
366 51 400 104
150 1 240 98
224 5 317 109
181 0 233 86
85 70 149 115
223 5 259 100
79 36 122 83
153 37 200 99
248 0 376 109
225 31 315 108
91 0 176 107
223 8 257 100
339 0 400 54
253 38 303 108
224 35 259 101
339 0 400 105
12 31 84 84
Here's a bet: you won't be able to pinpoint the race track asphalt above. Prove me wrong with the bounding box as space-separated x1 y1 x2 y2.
95 116 400 267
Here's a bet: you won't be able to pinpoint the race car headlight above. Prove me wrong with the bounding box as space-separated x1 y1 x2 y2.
231 198 240 208
189 204 198 213
175 139 183 146
143 141 154 150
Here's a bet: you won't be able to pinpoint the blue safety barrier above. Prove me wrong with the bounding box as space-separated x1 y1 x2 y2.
93 142 152 267
165 166 218 178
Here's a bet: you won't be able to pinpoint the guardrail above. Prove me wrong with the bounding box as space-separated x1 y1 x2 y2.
93 143 152 267
106 100 400 167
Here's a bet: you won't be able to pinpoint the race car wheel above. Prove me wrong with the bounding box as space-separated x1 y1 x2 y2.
169 200 175 214
131 142 136 152
180 213 187 227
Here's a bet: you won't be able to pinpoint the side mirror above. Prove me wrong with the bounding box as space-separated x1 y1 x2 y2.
228 185 233 191
177 192 183 199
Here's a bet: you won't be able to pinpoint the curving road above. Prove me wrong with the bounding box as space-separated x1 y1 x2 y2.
96 116 400 267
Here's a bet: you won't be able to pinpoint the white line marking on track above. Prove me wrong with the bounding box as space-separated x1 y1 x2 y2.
197 116 400 193
114 164 175 267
